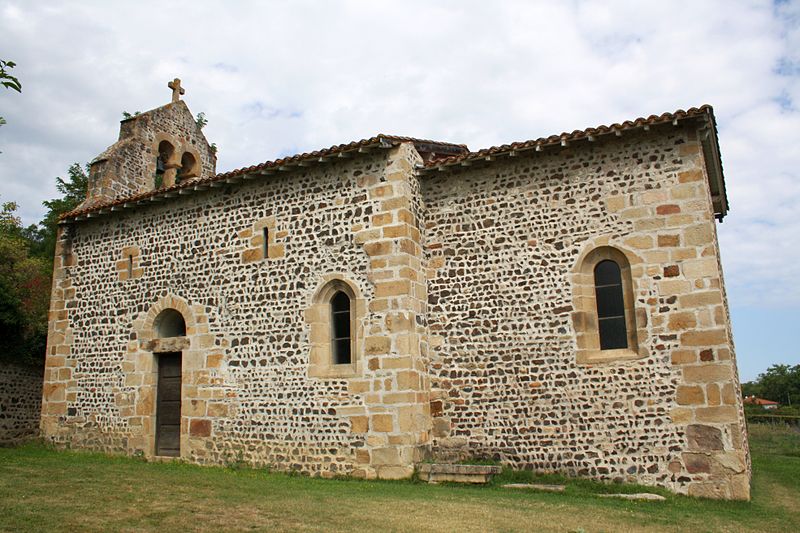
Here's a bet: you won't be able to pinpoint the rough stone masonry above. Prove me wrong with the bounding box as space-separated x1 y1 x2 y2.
0 365 43 445
40 80 750 499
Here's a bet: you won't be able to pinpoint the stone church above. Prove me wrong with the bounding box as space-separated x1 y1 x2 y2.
40 79 750 499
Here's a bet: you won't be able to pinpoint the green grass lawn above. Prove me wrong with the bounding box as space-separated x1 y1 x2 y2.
1 424 798 533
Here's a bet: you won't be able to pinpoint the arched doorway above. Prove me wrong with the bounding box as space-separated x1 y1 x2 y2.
153 308 186 457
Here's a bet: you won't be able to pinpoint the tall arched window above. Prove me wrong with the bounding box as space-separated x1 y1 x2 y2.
307 276 364 378
572 245 642 364
594 260 627 350
330 291 352 364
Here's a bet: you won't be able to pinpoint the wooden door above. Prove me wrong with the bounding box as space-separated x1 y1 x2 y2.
156 352 182 457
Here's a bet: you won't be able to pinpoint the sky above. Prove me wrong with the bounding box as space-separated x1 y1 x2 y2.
0 0 798 381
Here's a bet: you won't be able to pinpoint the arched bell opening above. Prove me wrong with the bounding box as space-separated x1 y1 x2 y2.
155 140 176 188
177 151 199 182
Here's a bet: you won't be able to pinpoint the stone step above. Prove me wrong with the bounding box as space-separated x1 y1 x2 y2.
598 493 666 501
503 483 566 493
417 463 502 484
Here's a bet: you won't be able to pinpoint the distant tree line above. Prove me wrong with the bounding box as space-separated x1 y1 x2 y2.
742 364 800 416
0 164 88 367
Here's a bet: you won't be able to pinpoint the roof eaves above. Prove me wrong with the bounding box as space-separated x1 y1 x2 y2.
696 111 729 220
59 135 414 223
423 106 716 171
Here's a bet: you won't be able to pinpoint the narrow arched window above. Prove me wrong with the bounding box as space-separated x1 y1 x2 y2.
330 291 352 364
594 260 628 350
307 278 363 378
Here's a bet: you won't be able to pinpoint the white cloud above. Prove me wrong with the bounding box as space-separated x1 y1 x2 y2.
0 0 798 312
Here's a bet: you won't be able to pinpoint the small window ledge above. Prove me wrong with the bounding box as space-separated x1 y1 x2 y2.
577 348 646 365
309 362 359 379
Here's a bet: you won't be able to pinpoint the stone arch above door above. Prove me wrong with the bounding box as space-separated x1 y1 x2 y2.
154 308 187 338
137 295 200 353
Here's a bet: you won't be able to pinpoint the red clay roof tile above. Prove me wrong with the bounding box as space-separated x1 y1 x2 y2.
424 105 717 169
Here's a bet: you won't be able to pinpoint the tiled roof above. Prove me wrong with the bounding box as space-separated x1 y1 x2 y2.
212 134 468 181
61 134 468 221
744 396 780 406
61 106 727 221
424 105 717 169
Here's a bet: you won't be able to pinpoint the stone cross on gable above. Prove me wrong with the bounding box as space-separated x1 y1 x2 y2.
168 78 185 103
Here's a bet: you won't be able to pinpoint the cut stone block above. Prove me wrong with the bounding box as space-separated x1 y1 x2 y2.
598 493 666 501
417 463 501 484
503 483 565 493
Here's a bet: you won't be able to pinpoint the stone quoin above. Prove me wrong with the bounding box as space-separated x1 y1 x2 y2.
40 79 750 500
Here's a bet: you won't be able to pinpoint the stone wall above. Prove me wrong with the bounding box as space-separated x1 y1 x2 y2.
0 364 43 445
42 146 431 479
422 123 749 499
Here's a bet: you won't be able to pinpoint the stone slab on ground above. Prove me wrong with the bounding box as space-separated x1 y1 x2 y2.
503 483 566 493
598 493 666 501
417 463 502 484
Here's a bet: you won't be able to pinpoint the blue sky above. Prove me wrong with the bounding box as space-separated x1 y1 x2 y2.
731 307 797 380
0 0 798 381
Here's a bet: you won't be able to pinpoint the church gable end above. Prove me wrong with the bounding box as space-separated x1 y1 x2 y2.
84 79 216 208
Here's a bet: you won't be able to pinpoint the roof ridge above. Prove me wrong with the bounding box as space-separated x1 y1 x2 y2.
375 133 469 149
215 134 468 180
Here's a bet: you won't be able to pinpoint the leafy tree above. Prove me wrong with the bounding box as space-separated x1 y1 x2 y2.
0 199 21 226
741 381 761 398
0 199 50 367
0 200 40 251
758 364 800 406
38 163 89 261
0 59 21 92
743 364 800 407
0 162 88 367
195 112 208 130
0 59 22 128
